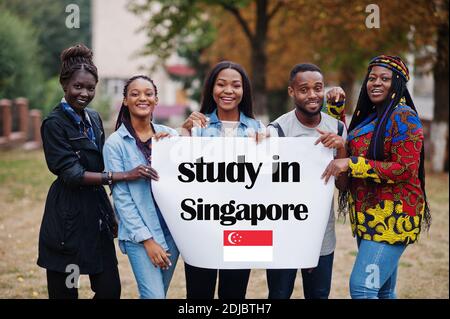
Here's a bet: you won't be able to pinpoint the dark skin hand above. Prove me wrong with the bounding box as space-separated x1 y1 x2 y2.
314 128 346 150
181 111 210 135
81 132 172 185
315 128 349 190
321 158 350 189
143 238 172 270
325 87 346 103
81 165 159 185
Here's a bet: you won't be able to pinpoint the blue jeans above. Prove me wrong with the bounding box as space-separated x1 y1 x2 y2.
121 231 179 299
349 238 406 299
266 252 334 299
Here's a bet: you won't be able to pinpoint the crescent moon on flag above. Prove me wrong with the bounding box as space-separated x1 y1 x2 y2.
227 232 237 245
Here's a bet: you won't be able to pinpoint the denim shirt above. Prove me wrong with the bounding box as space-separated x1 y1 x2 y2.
103 123 177 253
60 98 97 147
192 109 263 137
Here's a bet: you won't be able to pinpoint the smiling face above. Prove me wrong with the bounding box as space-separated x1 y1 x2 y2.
212 68 243 115
367 66 393 106
123 78 158 120
63 69 96 114
288 71 324 117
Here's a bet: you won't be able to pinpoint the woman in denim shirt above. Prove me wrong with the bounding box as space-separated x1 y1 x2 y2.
103 75 179 299
181 61 264 299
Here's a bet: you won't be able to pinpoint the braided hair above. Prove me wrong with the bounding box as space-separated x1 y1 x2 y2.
59 43 98 86
340 55 431 230
114 75 158 164
114 75 158 130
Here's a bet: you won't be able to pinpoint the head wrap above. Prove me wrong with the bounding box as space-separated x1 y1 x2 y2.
368 55 410 82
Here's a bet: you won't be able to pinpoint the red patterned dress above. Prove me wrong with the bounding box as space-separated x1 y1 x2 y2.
347 101 424 245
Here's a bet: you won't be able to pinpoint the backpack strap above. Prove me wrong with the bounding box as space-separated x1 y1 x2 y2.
337 120 344 137
268 122 285 137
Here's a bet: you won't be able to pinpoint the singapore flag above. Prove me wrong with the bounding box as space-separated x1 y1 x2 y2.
223 230 273 262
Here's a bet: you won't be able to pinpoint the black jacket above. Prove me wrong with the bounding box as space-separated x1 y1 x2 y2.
37 104 117 274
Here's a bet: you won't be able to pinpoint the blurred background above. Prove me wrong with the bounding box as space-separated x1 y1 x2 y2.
0 0 448 298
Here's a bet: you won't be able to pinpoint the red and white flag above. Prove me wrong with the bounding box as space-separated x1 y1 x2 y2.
223 230 273 262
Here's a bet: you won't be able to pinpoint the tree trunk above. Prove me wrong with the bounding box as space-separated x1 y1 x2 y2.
431 7 449 173
430 122 448 172
251 47 268 118
251 0 269 118
338 67 357 116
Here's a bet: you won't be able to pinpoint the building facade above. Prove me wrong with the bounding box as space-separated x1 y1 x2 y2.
92 0 195 130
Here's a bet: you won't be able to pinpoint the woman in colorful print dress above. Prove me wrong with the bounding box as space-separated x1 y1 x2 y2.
321 55 430 299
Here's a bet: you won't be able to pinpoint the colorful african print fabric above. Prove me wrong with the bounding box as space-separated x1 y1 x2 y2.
368 55 410 82
324 99 346 124
347 101 424 245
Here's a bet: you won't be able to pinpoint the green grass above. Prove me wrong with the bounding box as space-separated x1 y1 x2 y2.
0 150 54 203
399 261 413 268
0 149 448 298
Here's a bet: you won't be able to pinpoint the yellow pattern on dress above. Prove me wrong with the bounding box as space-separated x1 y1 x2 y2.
349 197 423 245
349 157 380 181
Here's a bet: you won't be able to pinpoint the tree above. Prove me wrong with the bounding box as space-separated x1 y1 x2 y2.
200 1 432 114
430 0 449 172
130 0 448 161
0 0 91 114
283 0 442 112
129 0 288 116
0 10 45 108
200 1 314 118
0 0 91 77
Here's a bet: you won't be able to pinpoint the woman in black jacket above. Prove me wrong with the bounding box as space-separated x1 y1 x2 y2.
37 44 157 299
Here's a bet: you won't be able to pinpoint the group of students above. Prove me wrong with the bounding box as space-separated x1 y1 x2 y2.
37 43 430 299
